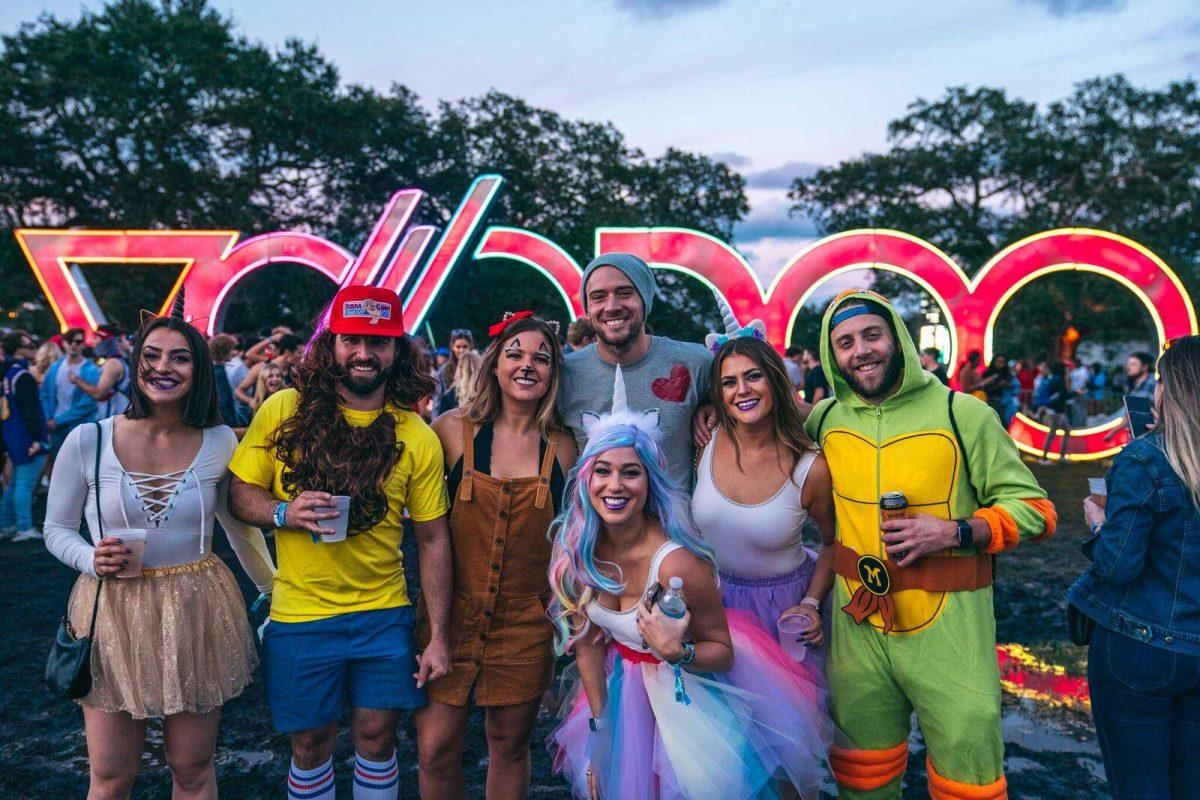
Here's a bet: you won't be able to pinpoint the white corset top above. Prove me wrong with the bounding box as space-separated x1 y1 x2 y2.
586 541 682 652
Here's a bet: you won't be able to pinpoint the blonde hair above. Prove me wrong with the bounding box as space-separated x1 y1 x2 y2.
452 350 484 409
33 341 62 382
252 363 284 412
1157 336 1200 507
465 316 563 440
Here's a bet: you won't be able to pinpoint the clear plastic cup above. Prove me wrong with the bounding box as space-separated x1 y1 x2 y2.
777 613 814 662
111 528 148 578
317 496 351 543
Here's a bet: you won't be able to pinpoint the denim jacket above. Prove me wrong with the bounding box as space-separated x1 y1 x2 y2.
1067 433 1200 655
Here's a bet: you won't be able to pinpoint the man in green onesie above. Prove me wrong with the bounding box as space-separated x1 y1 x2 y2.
805 288 1057 800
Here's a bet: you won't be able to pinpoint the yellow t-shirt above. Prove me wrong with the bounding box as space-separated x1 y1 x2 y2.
229 389 449 623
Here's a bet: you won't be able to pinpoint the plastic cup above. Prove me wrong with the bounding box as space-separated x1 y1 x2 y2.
1088 477 1108 510
777 613 814 662
317 496 351 543
111 528 148 578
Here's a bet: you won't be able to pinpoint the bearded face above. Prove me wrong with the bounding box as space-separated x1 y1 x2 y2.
831 314 904 401
333 334 397 396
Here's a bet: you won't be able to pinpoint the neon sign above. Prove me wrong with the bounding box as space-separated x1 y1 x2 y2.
15 174 1197 461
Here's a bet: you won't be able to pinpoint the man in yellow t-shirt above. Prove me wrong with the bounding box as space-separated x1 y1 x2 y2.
229 286 450 800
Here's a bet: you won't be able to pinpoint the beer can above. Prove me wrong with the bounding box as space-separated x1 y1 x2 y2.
880 491 908 562
879 491 908 522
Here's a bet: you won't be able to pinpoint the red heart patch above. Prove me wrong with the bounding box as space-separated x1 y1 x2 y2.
651 364 691 403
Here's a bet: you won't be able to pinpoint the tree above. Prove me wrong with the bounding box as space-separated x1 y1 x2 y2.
0 3 749 344
422 92 748 344
790 77 1200 361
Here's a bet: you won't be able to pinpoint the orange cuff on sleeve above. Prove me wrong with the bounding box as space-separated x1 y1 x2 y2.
975 506 1019 554
927 757 1007 800
1025 497 1058 541
829 742 908 792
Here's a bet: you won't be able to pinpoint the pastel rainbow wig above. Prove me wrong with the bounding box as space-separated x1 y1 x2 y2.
547 418 716 655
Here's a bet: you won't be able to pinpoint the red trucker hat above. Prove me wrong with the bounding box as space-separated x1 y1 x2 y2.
328 286 406 337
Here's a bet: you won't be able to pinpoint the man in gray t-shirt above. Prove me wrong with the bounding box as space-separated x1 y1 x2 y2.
558 253 711 490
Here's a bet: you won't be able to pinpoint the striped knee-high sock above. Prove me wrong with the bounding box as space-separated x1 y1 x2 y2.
352 752 399 800
288 757 335 800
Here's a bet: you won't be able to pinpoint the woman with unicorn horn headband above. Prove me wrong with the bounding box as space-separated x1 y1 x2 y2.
547 365 832 800
693 294 837 666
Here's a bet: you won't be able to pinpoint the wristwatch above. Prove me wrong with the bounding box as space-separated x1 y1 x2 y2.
955 518 973 549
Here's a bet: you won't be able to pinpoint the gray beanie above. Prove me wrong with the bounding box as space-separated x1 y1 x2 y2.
581 253 656 318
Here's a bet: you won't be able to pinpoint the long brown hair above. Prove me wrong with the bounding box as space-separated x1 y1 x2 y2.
1157 336 1200 507
267 329 435 535
465 316 563 440
709 337 816 481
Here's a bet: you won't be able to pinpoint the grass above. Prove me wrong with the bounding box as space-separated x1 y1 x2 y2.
2 458 1107 798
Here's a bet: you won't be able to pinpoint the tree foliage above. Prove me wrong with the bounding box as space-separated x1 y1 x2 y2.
0 0 748 342
790 78 1200 360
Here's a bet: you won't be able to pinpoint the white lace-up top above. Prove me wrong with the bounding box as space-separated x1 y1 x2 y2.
43 418 275 591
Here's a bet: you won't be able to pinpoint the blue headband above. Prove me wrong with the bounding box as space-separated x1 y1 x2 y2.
831 300 887 328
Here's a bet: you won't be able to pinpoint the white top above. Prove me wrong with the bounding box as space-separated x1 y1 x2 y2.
54 359 76 413
43 418 275 592
691 429 816 578
586 541 682 652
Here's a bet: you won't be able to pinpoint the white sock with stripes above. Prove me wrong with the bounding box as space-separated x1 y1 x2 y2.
352 752 399 800
288 757 335 800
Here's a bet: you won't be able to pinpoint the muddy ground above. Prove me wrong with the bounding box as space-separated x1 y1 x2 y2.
1 460 1104 798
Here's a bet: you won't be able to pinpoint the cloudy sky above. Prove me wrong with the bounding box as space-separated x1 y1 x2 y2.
8 0 1199 281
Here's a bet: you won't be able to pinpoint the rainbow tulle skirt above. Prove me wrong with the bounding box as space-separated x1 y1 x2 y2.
550 609 832 799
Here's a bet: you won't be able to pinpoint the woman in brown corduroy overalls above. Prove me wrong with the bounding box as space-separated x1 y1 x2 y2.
416 314 577 800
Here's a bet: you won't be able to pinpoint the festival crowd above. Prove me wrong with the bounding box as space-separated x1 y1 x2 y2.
5 254 1198 800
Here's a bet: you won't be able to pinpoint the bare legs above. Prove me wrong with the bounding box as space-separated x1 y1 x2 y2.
83 706 220 800
415 698 542 800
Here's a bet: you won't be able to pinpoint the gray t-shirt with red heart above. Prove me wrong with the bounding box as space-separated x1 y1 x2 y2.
559 336 712 491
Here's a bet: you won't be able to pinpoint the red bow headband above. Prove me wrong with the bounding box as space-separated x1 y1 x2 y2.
488 310 534 338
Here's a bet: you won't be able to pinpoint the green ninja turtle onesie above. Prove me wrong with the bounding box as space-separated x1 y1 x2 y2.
804 290 1057 800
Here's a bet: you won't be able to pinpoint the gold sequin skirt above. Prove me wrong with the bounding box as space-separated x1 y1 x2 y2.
67 553 258 719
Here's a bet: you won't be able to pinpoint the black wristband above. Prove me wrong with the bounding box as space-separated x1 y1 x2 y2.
955 518 973 549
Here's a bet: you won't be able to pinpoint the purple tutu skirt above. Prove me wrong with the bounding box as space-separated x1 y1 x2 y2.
549 610 832 799
719 550 823 638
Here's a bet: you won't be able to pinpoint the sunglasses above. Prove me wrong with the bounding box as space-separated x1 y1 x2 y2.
450 329 472 338
66 338 84 345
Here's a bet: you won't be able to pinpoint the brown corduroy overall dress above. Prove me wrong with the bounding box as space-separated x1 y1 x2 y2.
418 418 558 707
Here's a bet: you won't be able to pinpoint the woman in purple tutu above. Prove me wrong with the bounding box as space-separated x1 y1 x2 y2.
547 366 831 799
692 299 835 657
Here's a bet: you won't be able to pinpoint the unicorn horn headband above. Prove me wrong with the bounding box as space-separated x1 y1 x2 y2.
580 364 661 441
704 293 766 352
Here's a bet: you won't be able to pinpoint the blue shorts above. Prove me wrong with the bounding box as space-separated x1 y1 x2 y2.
263 605 426 733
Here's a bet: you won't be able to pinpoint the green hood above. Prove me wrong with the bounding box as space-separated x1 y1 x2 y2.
817 289 936 408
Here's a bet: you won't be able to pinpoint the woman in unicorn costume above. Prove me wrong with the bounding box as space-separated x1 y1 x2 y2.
694 296 836 658
547 366 832 799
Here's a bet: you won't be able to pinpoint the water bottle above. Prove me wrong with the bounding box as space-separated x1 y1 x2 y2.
658 576 687 618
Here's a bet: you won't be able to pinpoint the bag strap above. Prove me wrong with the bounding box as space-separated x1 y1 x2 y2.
85 421 104 640
813 399 837 444
947 391 977 501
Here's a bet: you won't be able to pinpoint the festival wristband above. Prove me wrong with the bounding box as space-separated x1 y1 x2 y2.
800 597 820 610
667 641 696 667
273 501 289 529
